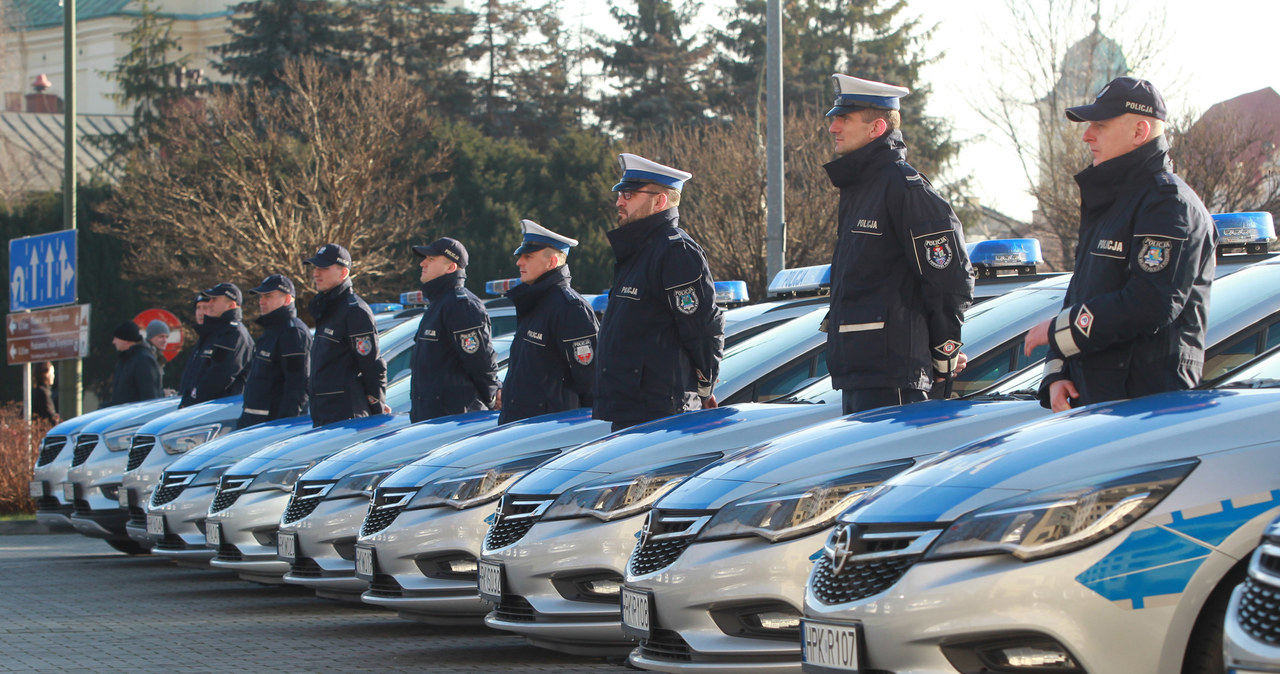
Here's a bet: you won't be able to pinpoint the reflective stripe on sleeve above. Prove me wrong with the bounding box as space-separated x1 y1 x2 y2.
838 322 885 333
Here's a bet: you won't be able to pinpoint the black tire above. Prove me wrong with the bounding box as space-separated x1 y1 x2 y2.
105 539 150 555
1182 559 1247 674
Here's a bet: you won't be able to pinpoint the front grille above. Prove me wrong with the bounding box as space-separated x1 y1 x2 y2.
215 541 243 561
639 629 693 662
809 554 917 605
492 594 536 622
37 436 68 466
361 503 407 536
151 484 185 506
210 489 242 512
1238 568 1280 644
290 558 323 578
1262 546 1280 576
210 476 252 513
36 495 62 511
628 510 712 576
126 435 157 471
71 434 98 466
485 495 554 550
282 481 335 523
367 573 403 597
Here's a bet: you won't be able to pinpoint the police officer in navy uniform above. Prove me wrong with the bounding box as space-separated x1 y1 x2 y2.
823 74 974 415
593 154 725 432
410 237 500 422
237 274 312 429
305 244 388 427
179 282 254 408
1024 77 1215 412
497 220 599 424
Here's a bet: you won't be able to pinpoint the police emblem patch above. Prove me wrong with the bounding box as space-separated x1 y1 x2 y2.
1075 305 1094 338
924 236 953 269
1137 237 1172 272
459 331 480 354
354 335 372 356
572 340 594 365
934 340 962 357
673 287 699 315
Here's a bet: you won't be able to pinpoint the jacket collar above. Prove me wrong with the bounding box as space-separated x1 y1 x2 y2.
255 302 298 330
1075 135 1172 207
308 279 353 322
119 342 148 361
824 129 908 188
607 207 679 263
508 264 571 314
202 307 242 333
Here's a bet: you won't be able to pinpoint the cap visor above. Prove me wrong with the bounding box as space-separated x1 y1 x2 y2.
826 104 867 117
411 245 438 258
612 179 651 192
513 242 551 256
1065 104 1116 122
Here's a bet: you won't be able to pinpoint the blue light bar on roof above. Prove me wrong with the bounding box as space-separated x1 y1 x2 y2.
486 278 522 296
766 264 832 297
713 280 750 305
368 303 404 314
591 294 609 314
970 238 1044 268
1213 212 1276 253
400 291 427 306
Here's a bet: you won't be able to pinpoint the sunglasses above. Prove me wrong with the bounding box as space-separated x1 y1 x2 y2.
617 189 662 201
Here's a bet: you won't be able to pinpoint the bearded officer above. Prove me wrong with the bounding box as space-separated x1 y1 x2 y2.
305 244 387 427
593 154 725 432
237 274 312 429
823 73 974 414
497 220 599 424
410 237 500 422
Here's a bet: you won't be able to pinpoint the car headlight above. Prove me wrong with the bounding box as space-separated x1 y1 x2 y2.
542 454 723 522
329 469 394 499
249 463 313 493
924 458 1198 562
103 426 141 452
697 460 915 543
159 424 223 455
408 450 560 510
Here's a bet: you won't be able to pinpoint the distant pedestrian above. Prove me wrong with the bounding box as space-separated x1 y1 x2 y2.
238 274 312 429
32 361 59 424
409 237 500 422
110 320 163 406
305 244 387 426
179 283 253 408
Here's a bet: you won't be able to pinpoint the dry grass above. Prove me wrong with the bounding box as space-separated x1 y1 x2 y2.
0 403 51 514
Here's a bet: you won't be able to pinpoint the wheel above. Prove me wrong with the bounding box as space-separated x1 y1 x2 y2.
105 539 150 555
1181 559 1247 674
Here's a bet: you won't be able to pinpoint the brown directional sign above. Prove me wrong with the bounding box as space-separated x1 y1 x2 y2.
6 304 91 365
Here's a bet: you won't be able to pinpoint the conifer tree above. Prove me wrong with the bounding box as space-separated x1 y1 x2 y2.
213 0 362 87
101 0 191 154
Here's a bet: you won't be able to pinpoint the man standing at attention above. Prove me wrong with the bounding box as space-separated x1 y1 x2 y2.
410 237 500 422
305 244 387 426
238 274 312 428
593 153 725 432
1024 76 1215 412
823 73 974 414
498 220 599 424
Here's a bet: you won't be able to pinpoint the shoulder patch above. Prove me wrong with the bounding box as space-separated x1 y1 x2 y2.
898 162 928 189
1154 171 1178 194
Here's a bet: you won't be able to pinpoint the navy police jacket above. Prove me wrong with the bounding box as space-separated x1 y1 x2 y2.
410 270 500 422
499 264 599 424
824 130 974 392
110 343 163 406
1039 135 1215 408
178 308 253 408
593 207 725 425
237 303 312 428
308 279 386 427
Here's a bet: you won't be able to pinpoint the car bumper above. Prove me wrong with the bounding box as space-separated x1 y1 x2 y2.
206 489 291 580
358 505 490 620
281 496 369 595
483 515 642 654
1225 555 1280 674
142 483 219 561
626 530 828 673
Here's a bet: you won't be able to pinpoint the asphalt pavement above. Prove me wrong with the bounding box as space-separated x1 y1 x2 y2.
0 526 627 673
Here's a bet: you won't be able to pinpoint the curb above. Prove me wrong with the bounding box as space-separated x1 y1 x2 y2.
0 519 61 535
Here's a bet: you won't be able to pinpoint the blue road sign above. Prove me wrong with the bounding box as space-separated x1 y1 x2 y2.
9 230 77 311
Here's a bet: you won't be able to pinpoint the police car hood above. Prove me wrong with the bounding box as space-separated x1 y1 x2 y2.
846 389 1280 525
78 397 182 434
161 415 315 474
375 409 609 490
135 395 245 436
659 399 1049 511
46 399 160 439
223 412 413 478
299 411 498 481
507 402 844 498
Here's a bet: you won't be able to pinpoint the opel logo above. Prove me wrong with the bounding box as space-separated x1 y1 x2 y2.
829 524 862 576
637 516 654 548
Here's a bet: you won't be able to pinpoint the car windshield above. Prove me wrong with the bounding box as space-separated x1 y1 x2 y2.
714 307 825 394
960 281 1068 349
1214 347 1280 389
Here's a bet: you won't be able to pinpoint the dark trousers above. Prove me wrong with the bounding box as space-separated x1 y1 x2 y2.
841 387 928 415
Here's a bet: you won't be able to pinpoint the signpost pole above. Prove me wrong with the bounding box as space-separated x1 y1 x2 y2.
62 0 82 418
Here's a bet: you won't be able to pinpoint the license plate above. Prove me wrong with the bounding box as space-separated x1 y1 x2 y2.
29 481 43 498
146 513 166 537
206 522 222 547
278 532 298 562
62 482 76 502
118 488 131 509
354 545 376 580
801 619 862 672
477 560 503 603
620 586 652 639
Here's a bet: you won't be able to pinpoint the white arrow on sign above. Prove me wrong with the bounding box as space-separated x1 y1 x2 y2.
10 265 24 305
7 317 15 334
28 247 39 300
58 242 74 294
44 245 53 299
8 344 15 359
